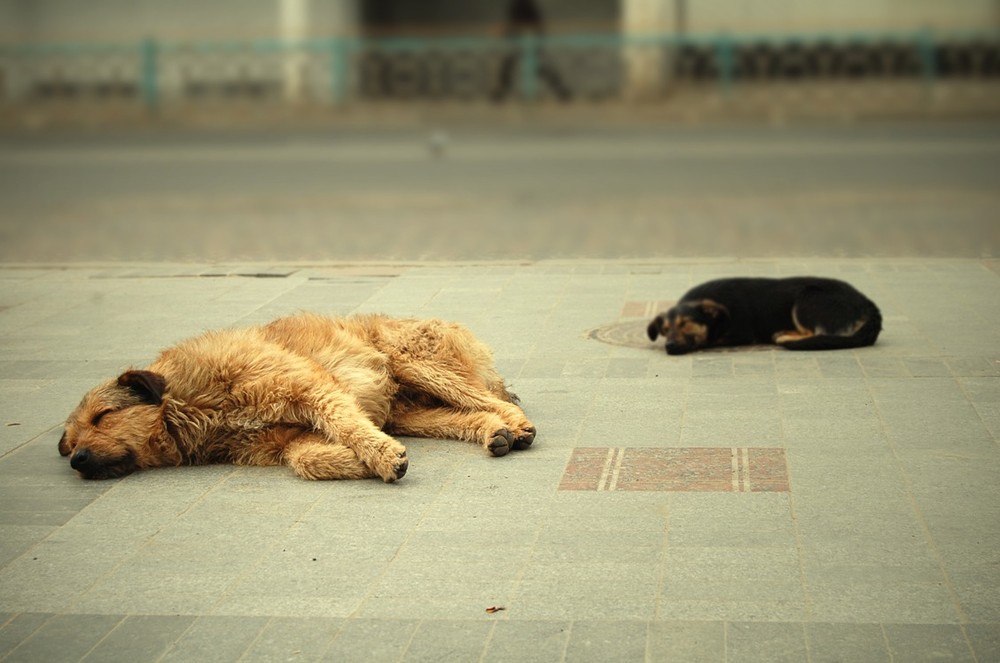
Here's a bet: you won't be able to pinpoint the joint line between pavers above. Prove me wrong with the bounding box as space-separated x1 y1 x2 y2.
741 447 751 492
607 448 626 492
597 447 616 491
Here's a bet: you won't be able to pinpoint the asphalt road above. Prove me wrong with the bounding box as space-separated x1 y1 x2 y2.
1 122 998 262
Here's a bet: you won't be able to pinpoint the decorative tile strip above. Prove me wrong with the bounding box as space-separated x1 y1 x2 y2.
560 447 789 492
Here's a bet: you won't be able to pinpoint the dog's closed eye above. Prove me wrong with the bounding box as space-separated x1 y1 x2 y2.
91 409 113 426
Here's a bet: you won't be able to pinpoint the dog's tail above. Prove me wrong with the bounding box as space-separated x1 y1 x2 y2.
781 305 882 351
503 388 521 405
490 379 520 405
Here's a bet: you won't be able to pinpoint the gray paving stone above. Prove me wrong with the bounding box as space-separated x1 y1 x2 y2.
946 567 1000 622
858 356 911 378
242 617 344 662
691 356 735 378
727 622 809 663
533 528 663 564
0 525 56 567
402 620 495 662
0 613 52 659
667 494 795 548
0 494 96 526
661 547 804 604
883 624 977 662
947 356 1000 377
481 620 570 662
159 615 269 663
352 596 511 621
965 624 1000 663
564 620 647 661
805 623 892 662
904 357 953 377
806 575 963 624
680 412 784 448
780 415 886 451
3 614 123 663
605 357 653 378
647 621 725 662
316 618 415 661
658 600 808 622
876 399 994 452
513 562 660 620
81 615 196 663
815 355 866 378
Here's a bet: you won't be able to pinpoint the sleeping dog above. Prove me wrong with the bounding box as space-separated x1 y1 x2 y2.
647 277 882 355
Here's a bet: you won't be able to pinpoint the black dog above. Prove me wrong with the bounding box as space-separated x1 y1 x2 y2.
647 277 882 355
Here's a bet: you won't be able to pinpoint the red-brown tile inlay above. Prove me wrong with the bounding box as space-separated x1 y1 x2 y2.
558 447 614 491
620 300 674 319
559 447 789 492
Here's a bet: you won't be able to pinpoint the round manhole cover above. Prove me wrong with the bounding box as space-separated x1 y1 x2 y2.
586 320 660 350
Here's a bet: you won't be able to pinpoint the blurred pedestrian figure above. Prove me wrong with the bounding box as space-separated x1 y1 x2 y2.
492 0 571 102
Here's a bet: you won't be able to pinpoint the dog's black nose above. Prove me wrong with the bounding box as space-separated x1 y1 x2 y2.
70 448 92 470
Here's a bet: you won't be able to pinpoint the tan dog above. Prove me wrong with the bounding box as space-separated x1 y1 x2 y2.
59 313 535 482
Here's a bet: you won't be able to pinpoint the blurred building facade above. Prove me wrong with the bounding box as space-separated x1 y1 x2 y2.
0 0 997 115
2 0 997 40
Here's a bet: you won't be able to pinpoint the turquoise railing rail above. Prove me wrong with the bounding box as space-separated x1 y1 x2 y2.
139 38 159 109
1 30 997 109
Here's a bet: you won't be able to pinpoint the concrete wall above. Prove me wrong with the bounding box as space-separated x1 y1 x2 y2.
0 0 360 41
2 0 997 42
678 0 1000 34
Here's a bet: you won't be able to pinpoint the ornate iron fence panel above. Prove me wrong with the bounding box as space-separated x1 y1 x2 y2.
1 43 141 102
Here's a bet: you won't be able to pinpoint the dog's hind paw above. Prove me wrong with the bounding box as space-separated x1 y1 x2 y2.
487 429 513 457
391 453 408 482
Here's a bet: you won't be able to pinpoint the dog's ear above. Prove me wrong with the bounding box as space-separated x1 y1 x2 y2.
117 370 166 405
647 314 668 341
699 300 729 319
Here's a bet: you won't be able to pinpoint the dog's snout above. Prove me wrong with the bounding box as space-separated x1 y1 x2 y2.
665 340 689 355
70 448 92 470
68 447 137 479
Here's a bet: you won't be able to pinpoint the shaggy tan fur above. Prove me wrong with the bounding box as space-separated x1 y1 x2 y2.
59 313 535 481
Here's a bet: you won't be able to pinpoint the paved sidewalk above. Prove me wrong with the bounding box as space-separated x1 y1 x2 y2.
1 258 998 661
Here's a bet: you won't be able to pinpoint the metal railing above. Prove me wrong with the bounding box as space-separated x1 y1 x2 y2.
1 31 997 110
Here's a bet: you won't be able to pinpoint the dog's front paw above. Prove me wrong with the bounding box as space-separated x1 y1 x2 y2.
511 425 536 450
373 440 408 483
487 429 513 457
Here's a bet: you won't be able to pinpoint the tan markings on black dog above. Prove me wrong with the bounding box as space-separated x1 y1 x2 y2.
675 316 709 348
60 313 536 481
